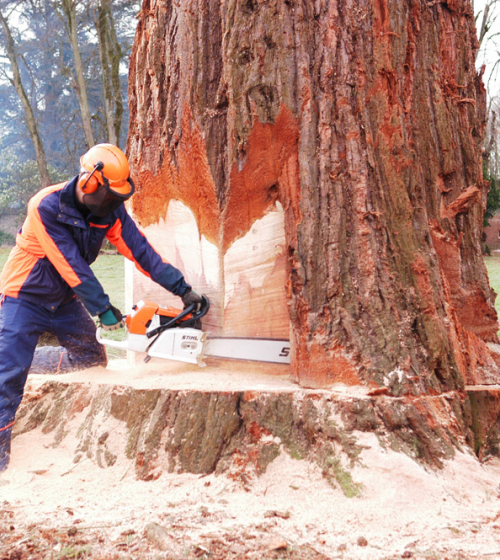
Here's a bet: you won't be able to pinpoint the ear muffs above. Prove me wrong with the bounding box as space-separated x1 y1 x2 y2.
77 172 100 194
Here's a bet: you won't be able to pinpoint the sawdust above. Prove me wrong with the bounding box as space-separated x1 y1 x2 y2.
1 365 500 559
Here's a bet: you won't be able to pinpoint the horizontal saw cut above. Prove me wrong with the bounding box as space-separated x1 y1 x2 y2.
97 296 291 366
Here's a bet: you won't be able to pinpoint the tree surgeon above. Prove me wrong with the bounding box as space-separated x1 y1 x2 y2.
0 144 203 471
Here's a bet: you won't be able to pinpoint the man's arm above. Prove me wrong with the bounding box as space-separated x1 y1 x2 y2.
31 202 112 316
105 206 192 297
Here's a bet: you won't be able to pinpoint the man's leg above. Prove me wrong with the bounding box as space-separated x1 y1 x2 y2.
0 297 47 471
39 298 107 373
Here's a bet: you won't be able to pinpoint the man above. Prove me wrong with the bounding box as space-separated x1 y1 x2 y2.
0 144 202 472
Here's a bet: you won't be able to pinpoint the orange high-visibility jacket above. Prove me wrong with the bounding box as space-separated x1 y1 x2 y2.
0 177 190 315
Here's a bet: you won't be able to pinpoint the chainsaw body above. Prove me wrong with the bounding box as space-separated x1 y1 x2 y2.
97 294 292 366
96 297 209 366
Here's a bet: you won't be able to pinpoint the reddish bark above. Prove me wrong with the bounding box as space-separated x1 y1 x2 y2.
127 0 498 391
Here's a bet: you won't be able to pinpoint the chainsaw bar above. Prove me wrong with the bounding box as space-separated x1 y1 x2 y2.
205 337 290 364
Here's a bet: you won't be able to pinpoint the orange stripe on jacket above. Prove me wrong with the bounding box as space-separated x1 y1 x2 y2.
0 184 66 296
106 219 151 278
30 207 81 288
0 245 39 297
19 183 81 288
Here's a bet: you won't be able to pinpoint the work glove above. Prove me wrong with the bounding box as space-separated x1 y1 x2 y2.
99 305 124 331
181 289 203 312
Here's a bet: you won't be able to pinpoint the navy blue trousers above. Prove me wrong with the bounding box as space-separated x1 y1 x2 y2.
0 296 107 470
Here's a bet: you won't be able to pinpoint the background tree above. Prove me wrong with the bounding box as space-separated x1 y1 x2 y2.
0 0 139 226
94 0 124 147
52 0 95 148
474 1 500 235
475 0 500 49
0 6 51 186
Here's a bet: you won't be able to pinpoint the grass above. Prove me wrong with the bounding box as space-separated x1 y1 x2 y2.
0 246 10 271
89 252 125 311
484 254 500 336
484 253 500 308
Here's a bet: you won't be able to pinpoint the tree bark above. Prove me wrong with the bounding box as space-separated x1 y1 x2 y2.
127 0 499 391
13 377 479 480
0 10 51 187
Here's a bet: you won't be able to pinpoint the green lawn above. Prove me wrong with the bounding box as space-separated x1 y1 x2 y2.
484 254 500 317
90 252 125 310
0 247 10 272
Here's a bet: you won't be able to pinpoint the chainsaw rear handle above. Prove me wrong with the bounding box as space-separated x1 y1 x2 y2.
96 327 130 349
146 294 210 339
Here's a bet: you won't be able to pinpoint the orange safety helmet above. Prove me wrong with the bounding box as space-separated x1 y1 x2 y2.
77 144 135 217
77 143 133 196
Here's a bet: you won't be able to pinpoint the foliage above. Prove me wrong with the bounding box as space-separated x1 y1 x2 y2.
484 164 500 228
0 0 140 180
0 146 66 219
0 229 14 245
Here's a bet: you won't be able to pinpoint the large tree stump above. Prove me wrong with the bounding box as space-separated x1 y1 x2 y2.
11 370 483 483
126 0 498 391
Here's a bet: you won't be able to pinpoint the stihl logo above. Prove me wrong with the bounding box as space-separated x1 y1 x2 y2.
182 335 199 341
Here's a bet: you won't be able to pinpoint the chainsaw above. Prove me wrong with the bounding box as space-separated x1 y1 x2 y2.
96 295 291 366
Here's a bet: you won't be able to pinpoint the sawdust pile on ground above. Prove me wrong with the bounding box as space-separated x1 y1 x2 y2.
1 421 500 560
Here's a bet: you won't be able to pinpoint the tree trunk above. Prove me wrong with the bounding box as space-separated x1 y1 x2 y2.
127 0 499 391
0 10 51 187
57 0 95 148
94 0 124 146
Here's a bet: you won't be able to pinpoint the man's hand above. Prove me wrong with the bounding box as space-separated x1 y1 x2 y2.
99 305 124 331
181 289 203 312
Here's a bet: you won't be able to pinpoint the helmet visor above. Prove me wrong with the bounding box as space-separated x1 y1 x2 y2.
82 177 135 217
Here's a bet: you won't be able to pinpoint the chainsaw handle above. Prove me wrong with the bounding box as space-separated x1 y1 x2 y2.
96 326 130 350
180 294 210 328
146 295 210 339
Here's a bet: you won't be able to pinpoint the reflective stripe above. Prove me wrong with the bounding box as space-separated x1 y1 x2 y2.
56 350 65 373
89 223 109 229
0 183 81 296
0 421 14 433
0 245 39 298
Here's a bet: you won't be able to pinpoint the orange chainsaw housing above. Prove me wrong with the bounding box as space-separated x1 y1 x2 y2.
126 301 193 335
